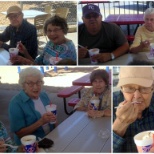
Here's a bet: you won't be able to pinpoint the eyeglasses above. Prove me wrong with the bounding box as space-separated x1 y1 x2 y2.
8 13 21 20
25 81 43 87
47 28 62 33
85 13 100 19
121 86 153 94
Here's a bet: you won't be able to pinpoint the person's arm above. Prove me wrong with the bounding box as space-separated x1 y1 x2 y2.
15 112 56 138
74 88 90 111
78 47 88 58
0 26 12 50
129 26 150 53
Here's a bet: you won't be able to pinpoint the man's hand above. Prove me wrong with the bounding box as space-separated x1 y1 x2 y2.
93 53 111 62
113 101 139 137
40 112 56 125
78 47 88 58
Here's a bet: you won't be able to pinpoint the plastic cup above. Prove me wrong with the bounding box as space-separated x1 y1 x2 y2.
150 43 154 57
21 135 37 153
9 48 19 58
88 48 99 64
45 104 57 124
134 131 154 153
90 99 100 110
49 57 62 65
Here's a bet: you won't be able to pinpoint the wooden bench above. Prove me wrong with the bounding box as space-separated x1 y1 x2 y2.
57 85 84 115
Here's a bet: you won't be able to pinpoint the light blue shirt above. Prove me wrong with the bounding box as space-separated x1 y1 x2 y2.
9 90 54 145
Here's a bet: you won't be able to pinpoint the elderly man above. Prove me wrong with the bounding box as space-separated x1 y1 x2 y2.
0 5 38 59
78 4 129 62
113 67 154 152
130 8 154 53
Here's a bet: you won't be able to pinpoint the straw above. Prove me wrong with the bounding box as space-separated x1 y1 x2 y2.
78 44 88 51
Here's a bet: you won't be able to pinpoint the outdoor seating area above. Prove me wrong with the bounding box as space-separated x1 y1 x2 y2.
1 0 154 153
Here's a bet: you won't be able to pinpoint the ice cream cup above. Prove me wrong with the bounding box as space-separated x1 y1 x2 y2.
88 48 99 64
21 135 37 153
134 131 154 153
9 48 19 58
90 99 100 110
45 104 57 124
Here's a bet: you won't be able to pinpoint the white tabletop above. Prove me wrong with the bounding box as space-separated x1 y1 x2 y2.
0 48 10 65
45 111 111 152
1 10 47 19
78 52 154 65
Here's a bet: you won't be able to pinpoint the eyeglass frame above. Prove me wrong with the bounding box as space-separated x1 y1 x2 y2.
24 80 43 87
8 12 22 20
121 85 154 94
46 28 63 34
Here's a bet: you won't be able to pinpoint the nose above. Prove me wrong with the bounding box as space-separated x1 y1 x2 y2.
133 89 142 99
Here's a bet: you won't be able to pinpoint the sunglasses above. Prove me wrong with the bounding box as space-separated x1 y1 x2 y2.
85 13 100 19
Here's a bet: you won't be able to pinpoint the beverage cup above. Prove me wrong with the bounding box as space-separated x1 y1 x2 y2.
134 131 154 153
150 43 154 57
90 99 100 110
88 48 99 64
45 104 57 124
9 48 19 58
49 57 62 65
21 135 37 153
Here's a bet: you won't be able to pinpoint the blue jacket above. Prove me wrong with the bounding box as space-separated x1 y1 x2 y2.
9 90 54 145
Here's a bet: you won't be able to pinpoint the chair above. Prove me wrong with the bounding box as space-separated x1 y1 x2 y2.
55 7 69 19
45 5 51 14
34 14 51 43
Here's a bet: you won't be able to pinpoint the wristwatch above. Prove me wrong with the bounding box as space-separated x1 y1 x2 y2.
111 53 115 60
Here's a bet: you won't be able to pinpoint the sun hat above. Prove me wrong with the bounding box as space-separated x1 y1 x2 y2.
82 4 101 17
6 5 22 17
117 67 154 87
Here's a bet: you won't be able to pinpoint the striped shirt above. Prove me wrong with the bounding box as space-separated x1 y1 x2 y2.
113 91 154 152
35 40 76 65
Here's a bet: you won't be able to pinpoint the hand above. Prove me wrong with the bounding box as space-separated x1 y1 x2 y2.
93 53 111 63
88 110 104 118
140 40 150 48
149 146 154 153
0 139 6 152
41 112 56 125
116 100 139 124
10 55 26 64
87 103 93 111
17 42 28 55
78 47 88 58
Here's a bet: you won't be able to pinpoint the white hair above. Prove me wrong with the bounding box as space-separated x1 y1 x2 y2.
18 67 44 87
144 8 154 20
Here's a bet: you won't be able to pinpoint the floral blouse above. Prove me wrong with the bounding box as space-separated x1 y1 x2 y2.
74 87 111 110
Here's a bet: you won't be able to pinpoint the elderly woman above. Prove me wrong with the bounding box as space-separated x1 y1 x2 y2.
74 69 111 118
10 15 76 65
9 67 56 145
130 8 154 53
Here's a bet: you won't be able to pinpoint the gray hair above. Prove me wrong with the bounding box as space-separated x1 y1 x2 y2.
18 67 44 87
144 8 154 20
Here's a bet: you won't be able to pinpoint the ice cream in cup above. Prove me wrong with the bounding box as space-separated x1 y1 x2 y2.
90 95 100 110
134 131 154 153
88 48 99 64
21 135 37 153
9 48 19 58
49 57 62 65
45 104 57 124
